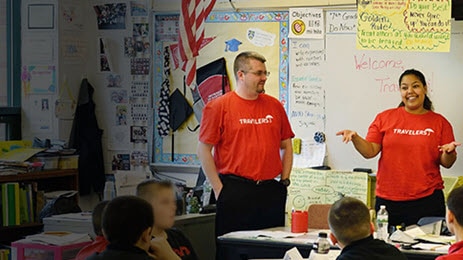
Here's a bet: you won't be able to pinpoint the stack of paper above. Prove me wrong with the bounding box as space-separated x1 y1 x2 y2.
18 232 91 246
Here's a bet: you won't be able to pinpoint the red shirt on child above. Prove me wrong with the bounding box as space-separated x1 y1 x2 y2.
76 235 109 260
436 240 463 260
366 107 455 201
199 91 294 181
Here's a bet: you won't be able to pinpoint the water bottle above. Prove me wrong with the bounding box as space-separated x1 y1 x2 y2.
103 181 116 201
202 179 212 207
312 232 330 254
376 205 389 241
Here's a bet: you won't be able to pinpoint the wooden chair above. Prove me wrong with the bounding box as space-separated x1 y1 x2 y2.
307 204 332 229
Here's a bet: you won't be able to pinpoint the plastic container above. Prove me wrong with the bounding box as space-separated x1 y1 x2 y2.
103 181 116 201
291 210 308 233
35 156 59 170
58 155 79 169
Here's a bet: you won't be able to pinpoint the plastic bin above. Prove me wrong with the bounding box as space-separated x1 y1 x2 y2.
58 155 79 169
35 156 60 170
11 241 92 260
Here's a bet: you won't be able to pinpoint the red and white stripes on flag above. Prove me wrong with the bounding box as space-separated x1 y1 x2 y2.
179 0 216 89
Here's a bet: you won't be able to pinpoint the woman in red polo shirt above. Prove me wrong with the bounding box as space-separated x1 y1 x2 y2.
337 69 460 227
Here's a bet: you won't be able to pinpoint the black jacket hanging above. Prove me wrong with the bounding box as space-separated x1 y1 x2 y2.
69 78 106 195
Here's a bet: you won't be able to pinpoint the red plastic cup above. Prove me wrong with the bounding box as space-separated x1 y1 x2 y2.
291 210 308 233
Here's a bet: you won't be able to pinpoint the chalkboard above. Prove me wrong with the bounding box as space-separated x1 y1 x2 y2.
286 168 372 212
288 10 463 176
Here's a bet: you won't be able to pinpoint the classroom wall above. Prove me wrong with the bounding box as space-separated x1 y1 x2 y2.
152 0 356 12
153 3 463 178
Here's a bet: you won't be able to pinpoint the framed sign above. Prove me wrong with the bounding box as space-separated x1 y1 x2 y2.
28 4 55 29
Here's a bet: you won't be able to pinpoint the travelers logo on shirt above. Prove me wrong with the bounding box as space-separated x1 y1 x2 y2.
393 128 434 136
239 115 274 125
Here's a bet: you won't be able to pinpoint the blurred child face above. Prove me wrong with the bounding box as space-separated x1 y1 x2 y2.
150 187 177 230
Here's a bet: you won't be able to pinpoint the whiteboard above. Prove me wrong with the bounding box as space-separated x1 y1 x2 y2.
318 17 463 175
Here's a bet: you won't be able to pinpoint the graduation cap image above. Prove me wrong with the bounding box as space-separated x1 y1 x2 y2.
225 38 242 52
169 87 193 161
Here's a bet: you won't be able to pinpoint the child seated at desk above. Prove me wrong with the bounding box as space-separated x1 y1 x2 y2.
87 196 180 260
436 186 463 260
328 197 407 260
76 201 110 260
136 179 198 260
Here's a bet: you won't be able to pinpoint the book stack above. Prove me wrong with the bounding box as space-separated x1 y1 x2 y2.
0 183 35 226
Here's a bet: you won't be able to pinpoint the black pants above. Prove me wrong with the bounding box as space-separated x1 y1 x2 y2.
215 174 287 237
375 189 445 227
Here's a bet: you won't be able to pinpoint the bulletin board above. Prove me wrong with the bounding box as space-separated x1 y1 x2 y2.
153 11 289 164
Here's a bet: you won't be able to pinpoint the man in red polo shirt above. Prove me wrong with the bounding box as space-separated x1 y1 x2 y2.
197 51 294 237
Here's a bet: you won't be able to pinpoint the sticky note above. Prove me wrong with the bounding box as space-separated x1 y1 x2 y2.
293 138 301 154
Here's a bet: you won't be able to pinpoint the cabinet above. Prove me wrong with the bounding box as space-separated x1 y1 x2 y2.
0 169 78 244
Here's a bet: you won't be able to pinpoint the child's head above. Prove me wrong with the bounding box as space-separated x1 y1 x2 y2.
92 200 110 237
136 179 177 230
328 197 373 248
102 196 154 249
446 186 463 235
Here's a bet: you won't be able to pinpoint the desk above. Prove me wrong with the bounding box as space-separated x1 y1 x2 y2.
217 227 445 260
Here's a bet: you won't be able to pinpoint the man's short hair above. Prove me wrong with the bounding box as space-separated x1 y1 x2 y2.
447 186 463 226
102 196 154 245
233 51 267 79
328 197 371 245
92 200 110 236
136 179 173 201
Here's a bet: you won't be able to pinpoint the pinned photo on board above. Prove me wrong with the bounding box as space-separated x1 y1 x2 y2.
130 58 150 75
93 3 127 30
133 23 149 37
130 1 148 17
106 74 122 88
110 89 128 103
98 38 113 72
116 105 128 125
41 98 49 111
112 153 130 171
130 125 148 143
124 37 136 57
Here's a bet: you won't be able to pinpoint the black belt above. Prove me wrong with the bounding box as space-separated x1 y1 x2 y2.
220 174 275 185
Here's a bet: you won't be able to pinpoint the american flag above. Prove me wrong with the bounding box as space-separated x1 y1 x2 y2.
179 0 217 88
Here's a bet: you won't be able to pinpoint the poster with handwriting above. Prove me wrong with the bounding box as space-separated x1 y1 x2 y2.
357 0 451 52
286 168 369 212
288 39 326 140
326 10 357 34
289 8 324 39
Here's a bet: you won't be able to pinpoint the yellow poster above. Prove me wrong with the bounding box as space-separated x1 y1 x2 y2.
357 0 451 52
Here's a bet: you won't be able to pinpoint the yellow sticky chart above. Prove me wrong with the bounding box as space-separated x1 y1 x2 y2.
357 0 451 52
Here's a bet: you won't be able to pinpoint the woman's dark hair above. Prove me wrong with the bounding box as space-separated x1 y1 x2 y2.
102 196 154 245
398 69 434 111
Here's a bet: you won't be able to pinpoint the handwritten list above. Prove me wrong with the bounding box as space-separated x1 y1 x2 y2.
286 168 370 212
289 39 325 140
357 0 451 52
326 10 357 34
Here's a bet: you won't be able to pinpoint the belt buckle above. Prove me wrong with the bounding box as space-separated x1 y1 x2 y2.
256 180 262 185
